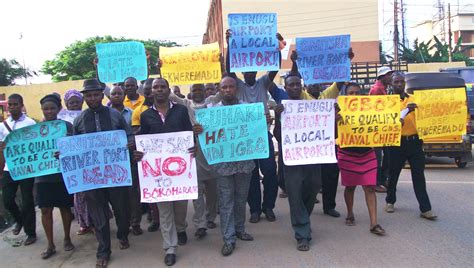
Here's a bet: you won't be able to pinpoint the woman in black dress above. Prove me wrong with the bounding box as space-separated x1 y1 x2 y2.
36 94 74 259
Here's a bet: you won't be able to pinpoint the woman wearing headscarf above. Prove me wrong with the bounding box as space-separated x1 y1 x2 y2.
57 89 84 123
36 94 75 259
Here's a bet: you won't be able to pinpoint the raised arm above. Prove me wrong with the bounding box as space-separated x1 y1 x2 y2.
225 29 237 79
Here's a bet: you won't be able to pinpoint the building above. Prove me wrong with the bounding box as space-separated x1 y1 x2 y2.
411 12 474 60
203 0 381 70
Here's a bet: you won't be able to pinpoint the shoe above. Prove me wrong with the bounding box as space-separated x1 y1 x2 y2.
41 247 56 259
76 227 93 235
370 224 386 236
119 239 130 250
131 225 143 236
96 256 110 268
324 209 341 218
420 211 437 220
236 231 254 241
12 223 22 235
195 228 207 239
249 213 260 223
297 239 310 251
279 192 288 198
206 221 217 229
164 254 176 266
148 223 159 232
221 242 235 256
24 235 37 246
177 232 187 245
385 203 395 213
263 209 276 222
374 185 387 193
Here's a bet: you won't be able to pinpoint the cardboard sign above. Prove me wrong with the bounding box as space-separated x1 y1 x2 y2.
160 42 222 85
4 120 67 180
96 41 148 83
58 110 82 124
58 130 132 194
281 99 337 165
196 103 269 164
228 13 279 72
414 88 467 139
296 35 351 84
337 95 401 147
136 131 198 203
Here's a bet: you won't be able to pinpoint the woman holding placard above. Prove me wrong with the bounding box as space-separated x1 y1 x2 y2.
336 83 386 236
36 94 75 259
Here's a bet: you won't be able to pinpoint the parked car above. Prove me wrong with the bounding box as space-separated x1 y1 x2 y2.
405 72 472 168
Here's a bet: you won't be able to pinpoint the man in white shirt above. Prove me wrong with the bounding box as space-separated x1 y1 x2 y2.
0 94 37 245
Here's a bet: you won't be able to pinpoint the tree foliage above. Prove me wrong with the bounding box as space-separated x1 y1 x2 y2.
399 36 474 66
42 36 179 82
0 58 35 86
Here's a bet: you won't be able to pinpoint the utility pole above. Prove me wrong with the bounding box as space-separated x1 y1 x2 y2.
400 0 407 48
394 0 399 62
448 3 452 62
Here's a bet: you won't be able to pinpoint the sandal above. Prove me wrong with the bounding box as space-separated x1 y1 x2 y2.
119 239 130 250
76 227 92 235
96 257 109 268
297 239 310 251
345 216 356 226
41 247 56 259
64 240 75 251
370 224 386 236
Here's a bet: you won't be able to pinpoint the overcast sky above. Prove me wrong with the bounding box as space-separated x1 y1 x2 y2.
1 0 472 84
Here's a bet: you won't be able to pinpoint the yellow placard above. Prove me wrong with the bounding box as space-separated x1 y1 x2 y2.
414 88 467 139
337 95 402 148
160 42 222 85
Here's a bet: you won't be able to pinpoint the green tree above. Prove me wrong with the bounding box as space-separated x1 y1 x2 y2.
0 58 35 86
42 36 178 82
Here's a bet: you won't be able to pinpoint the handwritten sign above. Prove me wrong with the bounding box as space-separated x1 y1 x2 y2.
58 110 82 124
160 42 221 85
337 95 401 148
196 103 269 164
414 88 467 139
4 120 67 181
58 130 132 194
136 131 197 203
96 41 147 83
228 13 279 72
296 35 351 84
281 100 337 165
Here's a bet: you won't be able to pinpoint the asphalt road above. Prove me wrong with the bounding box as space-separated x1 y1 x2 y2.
0 156 473 267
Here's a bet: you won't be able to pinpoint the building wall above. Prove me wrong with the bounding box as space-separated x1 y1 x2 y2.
205 0 380 64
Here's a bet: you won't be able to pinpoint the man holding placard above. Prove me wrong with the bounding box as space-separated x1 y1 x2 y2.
385 72 436 220
134 77 193 266
225 22 282 223
0 94 37 246
71 79 134 268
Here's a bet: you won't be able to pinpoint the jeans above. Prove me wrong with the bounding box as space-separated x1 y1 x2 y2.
217 173 252 244
248 132 278 214
321 163 339 212
386 138 432 213
1 171 36 236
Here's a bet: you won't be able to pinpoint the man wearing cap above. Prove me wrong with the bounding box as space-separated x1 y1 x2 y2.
370 66 394 193
73 79 133 268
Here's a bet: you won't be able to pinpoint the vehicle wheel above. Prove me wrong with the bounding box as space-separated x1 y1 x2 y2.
455 158 467 168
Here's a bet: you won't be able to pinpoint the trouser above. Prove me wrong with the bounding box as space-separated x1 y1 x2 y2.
375 147 390 185
1 171 36 236
193 178 218 229
157 200 188 254
277 142 286 192
129 164 142 227
321 163 339 212
386 138 432 213
284 164 321 241
149 203 160 224
84 186 130 259
218 173 252 244
248 132 278 214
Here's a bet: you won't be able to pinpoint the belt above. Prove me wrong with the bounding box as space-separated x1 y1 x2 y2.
401 135 419 141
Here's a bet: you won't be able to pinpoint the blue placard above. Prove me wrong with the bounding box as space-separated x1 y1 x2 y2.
195 103 269 164
58 130 132 194
96 41 148 83
296 35 351 84
228 13 279 72
4 120 67 181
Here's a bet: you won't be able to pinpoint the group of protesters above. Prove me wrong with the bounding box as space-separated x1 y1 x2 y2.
0 32 437 268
